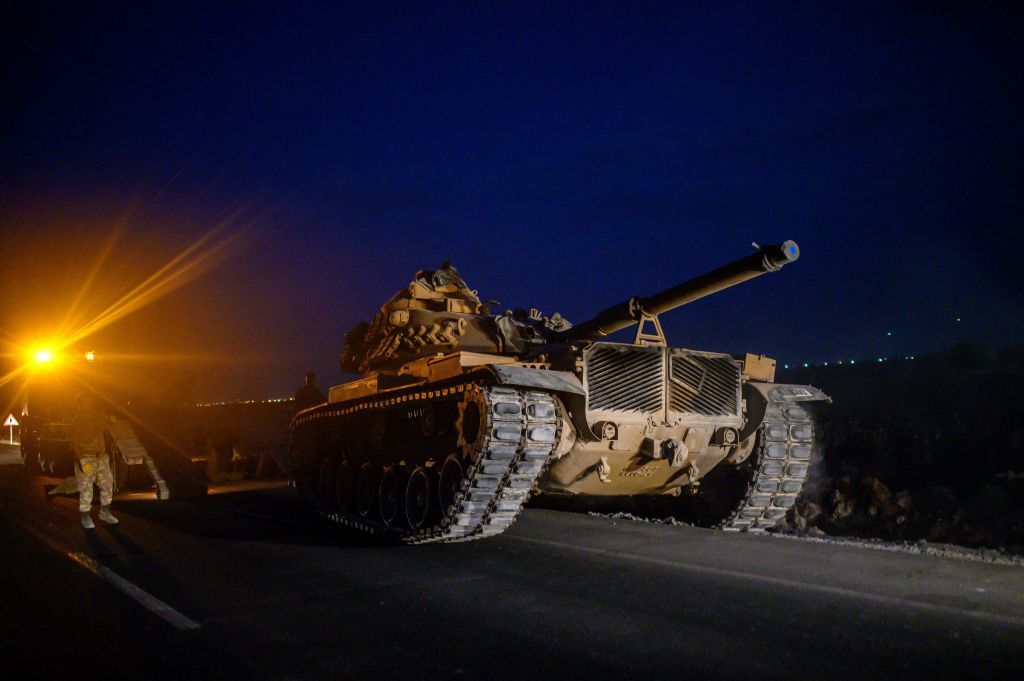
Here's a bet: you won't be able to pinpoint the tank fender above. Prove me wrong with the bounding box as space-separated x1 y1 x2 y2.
738 382 830 445
482 364 593 444
483 364 585 396
747 382 831 404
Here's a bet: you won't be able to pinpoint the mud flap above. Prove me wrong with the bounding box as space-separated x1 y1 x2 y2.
484 365 585 395
734 382 830 459
746 382 831 404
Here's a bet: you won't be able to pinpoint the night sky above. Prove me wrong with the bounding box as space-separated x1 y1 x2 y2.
2 2 1022 401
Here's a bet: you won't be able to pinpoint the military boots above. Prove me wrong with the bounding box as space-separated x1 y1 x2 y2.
98 506 119 525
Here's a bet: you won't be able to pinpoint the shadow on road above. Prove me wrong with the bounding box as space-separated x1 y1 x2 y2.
115 490 389 550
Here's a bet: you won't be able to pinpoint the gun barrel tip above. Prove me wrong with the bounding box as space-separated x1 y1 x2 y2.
782 240 800 260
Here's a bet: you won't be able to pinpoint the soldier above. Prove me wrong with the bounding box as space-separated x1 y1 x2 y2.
68 393 117 529
294 372 325 412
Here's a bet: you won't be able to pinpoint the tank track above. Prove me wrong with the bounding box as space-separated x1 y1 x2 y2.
292 377 560 544
718 398 815 532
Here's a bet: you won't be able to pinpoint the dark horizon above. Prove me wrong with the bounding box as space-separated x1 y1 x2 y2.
3 2 1023 401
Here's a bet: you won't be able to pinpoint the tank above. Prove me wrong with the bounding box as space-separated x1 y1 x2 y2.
290 241 830 542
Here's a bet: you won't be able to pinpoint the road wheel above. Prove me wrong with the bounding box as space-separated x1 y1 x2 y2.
438 454 463 514
335 459 353 511
378 466 405 528
356 463 378 518
405 466 432 531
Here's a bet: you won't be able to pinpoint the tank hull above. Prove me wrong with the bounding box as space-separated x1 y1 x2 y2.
289 344 828 540
538 343 827 501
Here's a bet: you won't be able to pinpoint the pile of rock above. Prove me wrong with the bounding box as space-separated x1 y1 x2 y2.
780 471 1024 555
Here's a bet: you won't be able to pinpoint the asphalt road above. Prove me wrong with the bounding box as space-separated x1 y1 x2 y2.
2 451 1023 680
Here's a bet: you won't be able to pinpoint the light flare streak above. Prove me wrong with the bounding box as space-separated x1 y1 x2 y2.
61 217 248 347
0 217 252 431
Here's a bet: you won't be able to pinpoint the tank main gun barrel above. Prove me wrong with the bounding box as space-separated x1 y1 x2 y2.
558 240 801 342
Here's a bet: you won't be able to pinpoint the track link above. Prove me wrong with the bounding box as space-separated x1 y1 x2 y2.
718 399 815 532
441 387 559 543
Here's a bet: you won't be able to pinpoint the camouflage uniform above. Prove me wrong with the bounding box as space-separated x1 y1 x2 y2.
76 454 114 511
69 410 113 512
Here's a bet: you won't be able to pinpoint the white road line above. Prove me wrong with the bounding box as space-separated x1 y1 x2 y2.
24 524 201 631
510 535 1024 628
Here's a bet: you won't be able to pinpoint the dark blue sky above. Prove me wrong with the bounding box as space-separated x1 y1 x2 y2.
3 2 1022 399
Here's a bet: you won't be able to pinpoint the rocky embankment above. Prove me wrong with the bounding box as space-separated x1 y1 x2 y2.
781 472 1024 554
777 342 1024 554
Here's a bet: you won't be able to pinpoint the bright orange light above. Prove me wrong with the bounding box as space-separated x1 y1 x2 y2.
0 218 250 405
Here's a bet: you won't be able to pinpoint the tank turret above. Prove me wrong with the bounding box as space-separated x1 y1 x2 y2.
339 261 572 374
341 242 799 374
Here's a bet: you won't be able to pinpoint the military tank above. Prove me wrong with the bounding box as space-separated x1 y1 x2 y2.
290 241 829 542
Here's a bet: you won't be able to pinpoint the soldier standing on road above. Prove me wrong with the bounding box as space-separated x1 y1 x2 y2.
69 393 118 529
294 372 326 412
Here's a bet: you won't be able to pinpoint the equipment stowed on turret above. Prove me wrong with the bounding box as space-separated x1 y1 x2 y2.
291 242 830 542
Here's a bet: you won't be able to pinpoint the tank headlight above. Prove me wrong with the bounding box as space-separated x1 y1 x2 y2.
34 349 54 363
714 427 739 446
599 421 618 440
85 351 95 362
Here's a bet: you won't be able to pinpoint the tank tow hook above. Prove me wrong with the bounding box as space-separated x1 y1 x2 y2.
686 463 702 494
664 438 689 468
